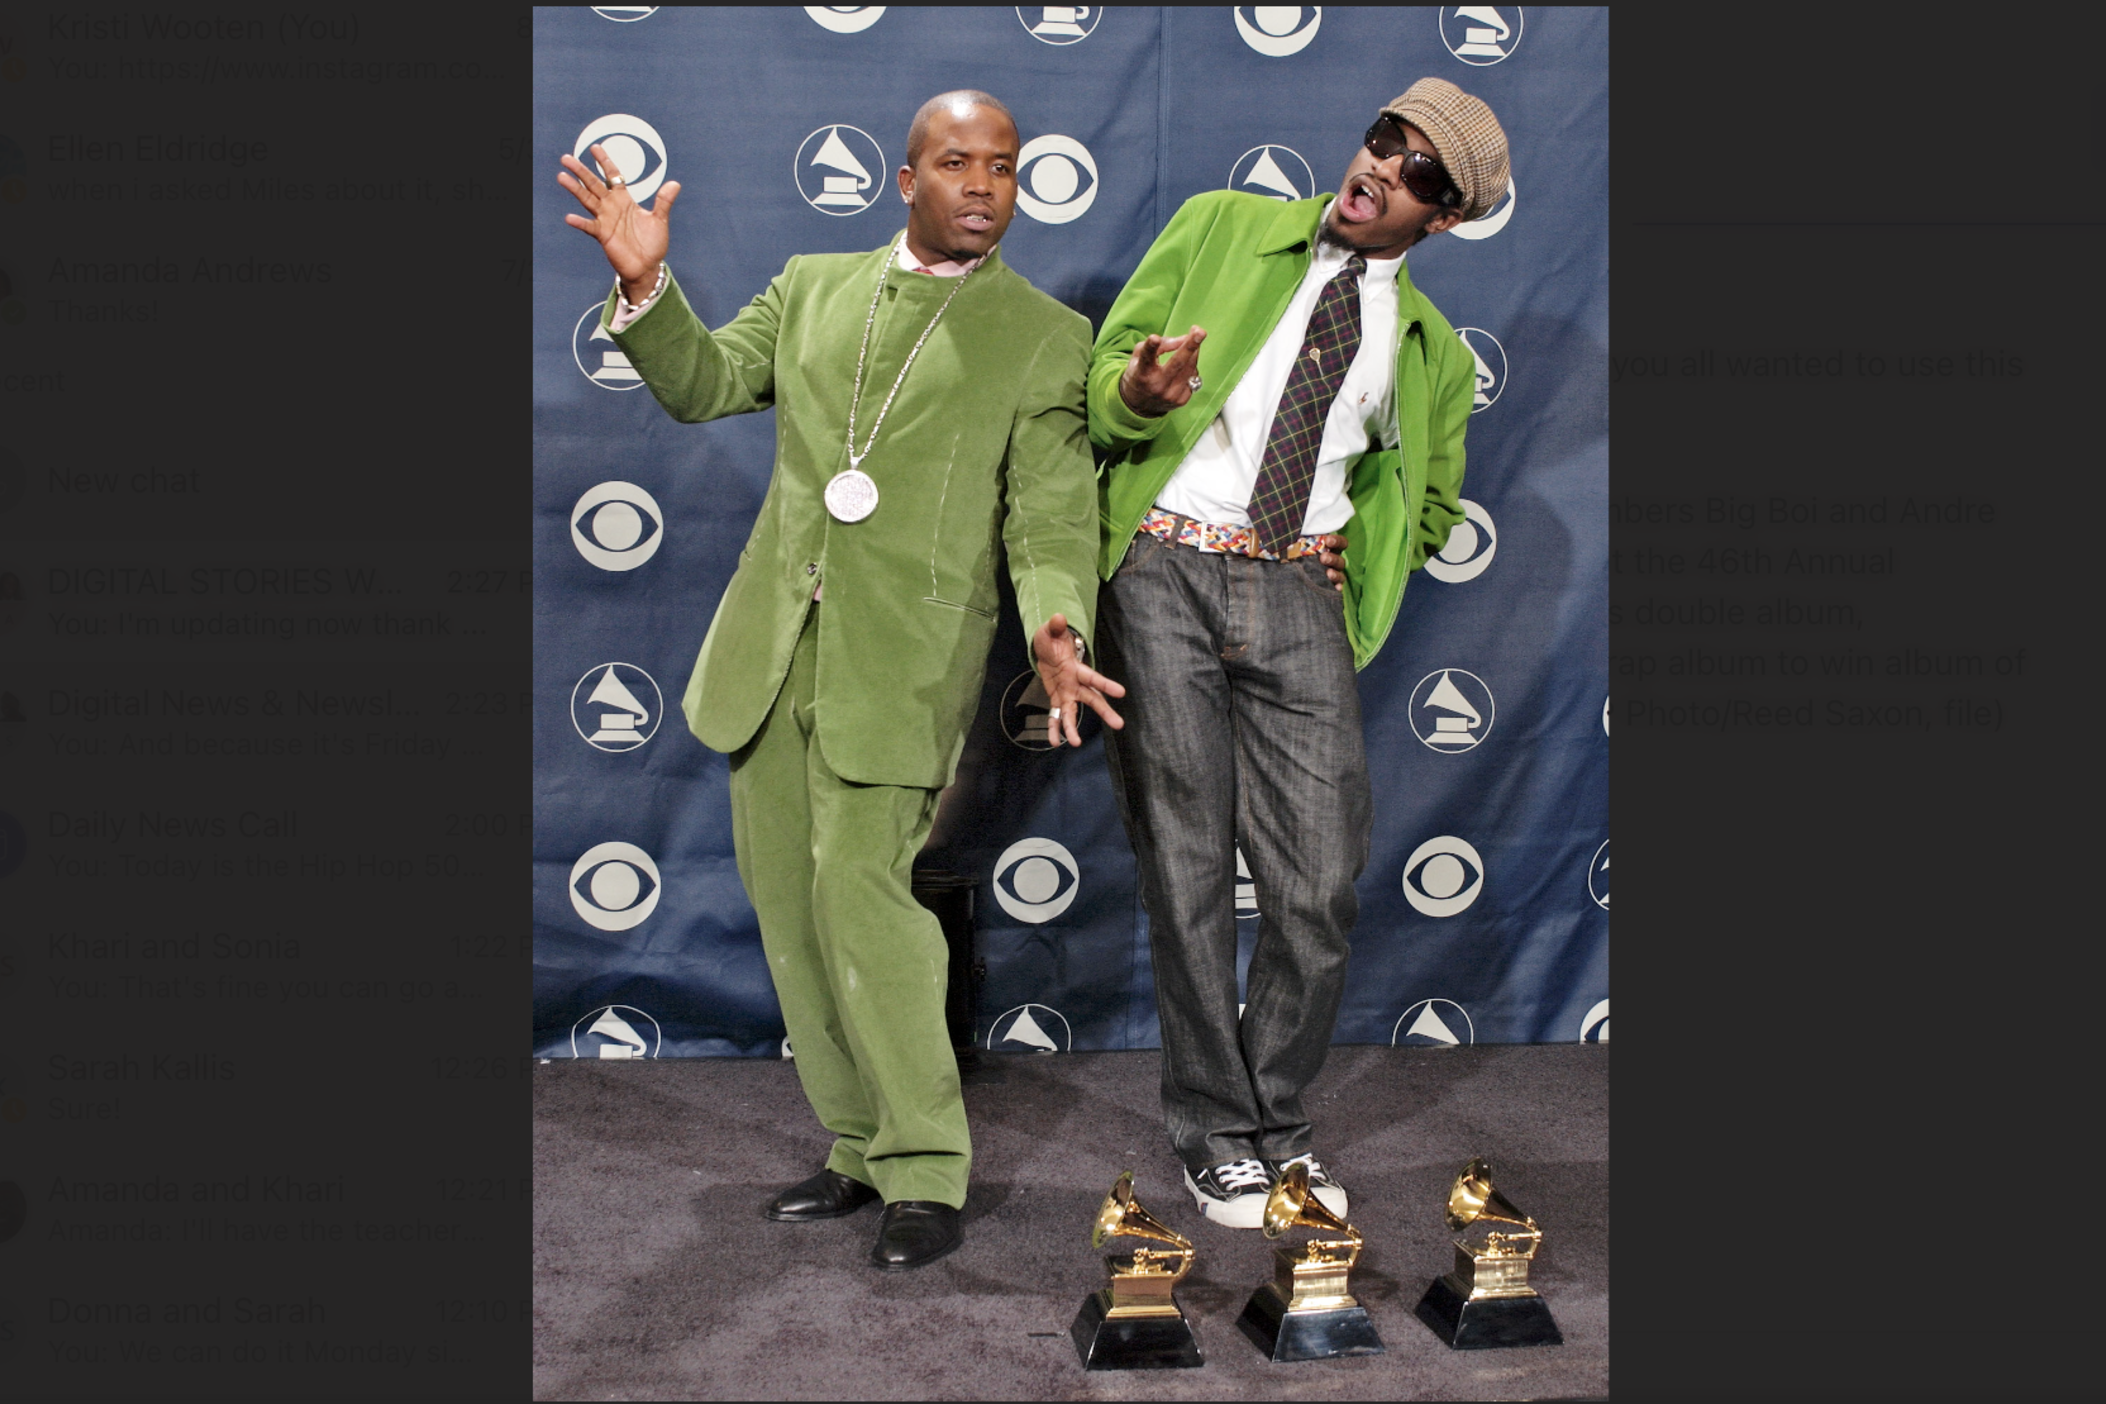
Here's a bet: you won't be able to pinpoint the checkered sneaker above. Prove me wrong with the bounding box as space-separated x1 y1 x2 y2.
1245 253 1365 558
1185 1158 1275 1229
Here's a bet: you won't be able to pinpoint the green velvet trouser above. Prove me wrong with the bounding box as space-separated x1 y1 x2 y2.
727 604 970 1208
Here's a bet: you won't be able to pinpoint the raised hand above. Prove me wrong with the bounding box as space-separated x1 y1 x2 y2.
558 143 682 303
1031 613 1127 750
1117 326 1208 418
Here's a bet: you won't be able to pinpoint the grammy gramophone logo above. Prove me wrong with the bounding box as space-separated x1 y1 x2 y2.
796 125 885 215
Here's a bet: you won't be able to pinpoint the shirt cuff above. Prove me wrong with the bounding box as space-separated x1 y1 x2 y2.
606 262 668 334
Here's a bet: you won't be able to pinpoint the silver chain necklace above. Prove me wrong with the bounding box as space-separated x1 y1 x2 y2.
825 234 982 523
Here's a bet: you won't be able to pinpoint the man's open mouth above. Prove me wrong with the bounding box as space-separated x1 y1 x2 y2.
957 208 995 232
1339 175 1383 223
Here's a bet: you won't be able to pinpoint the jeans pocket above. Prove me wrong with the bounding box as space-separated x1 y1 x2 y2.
1115 532 1163 578
1294 553 1344 601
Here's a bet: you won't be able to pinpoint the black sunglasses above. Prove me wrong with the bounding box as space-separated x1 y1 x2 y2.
1363 115 1459 207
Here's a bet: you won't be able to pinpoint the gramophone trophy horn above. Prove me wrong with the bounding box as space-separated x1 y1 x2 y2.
1234 1161 1386 1362
1069 1171 1203 1370
1415 1157 1564 1349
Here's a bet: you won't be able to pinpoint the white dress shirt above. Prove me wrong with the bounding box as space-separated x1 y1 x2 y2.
1153 241 1404 536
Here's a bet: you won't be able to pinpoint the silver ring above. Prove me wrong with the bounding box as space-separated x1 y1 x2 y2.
1048 708 1062 720
605 174 627 189
1188 376 1203 391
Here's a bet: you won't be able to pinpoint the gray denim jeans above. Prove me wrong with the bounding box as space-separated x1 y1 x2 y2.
1097 529 1372 1171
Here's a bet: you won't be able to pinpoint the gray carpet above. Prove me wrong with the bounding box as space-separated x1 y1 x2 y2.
533 1044 1607 1400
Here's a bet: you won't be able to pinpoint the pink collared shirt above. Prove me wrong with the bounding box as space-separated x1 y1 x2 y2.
894 241 984 278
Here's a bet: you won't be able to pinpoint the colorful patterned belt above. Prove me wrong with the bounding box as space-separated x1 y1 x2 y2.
1138 507 1322 561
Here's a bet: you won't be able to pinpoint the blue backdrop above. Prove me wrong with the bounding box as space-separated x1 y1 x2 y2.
532 6 1607 1061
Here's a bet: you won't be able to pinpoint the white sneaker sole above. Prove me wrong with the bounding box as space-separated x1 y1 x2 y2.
1310 1182 1349 1220
1184 1167 1268 1229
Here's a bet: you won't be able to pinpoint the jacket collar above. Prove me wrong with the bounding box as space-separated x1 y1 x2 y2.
1257 196 1329 256
1256 197 1421 326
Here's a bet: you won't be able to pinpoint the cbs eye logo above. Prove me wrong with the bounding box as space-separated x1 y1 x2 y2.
1455 328 1508 413
1587 839 1609 910
991 837 1079 923
571 481 664 571
1014 135 1098 225
569 841 661 931
1579 998 1608 1043
573 114 668 204
1423 498 1496 583
1402 835 1483 917
1235 6 1321 56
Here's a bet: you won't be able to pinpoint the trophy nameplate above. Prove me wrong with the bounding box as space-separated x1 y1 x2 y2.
1413 1156 1564 1349
1070 1172 1203 1369
1235 1162 1385 1362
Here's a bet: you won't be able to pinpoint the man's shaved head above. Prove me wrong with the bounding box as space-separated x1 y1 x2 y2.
907 90 1017 169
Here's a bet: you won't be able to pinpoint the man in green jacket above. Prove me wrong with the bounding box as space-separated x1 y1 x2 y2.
1086 78 1509 1229
558 91 1123 1270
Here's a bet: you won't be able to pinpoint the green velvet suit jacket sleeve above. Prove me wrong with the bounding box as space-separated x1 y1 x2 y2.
603 247 1097 790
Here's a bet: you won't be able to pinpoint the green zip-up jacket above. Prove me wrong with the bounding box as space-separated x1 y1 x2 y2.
1088 191 1471 668
605 242 1098 790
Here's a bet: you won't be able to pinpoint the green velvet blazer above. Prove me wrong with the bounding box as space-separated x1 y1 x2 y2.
606 242 1098 790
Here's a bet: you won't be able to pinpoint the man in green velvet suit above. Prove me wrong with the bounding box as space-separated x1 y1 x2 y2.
558 91 1123 1270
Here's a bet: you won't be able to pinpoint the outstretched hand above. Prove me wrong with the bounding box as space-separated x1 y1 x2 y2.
558 143 683 303
1031 613 1126 749
1118 327 1208 418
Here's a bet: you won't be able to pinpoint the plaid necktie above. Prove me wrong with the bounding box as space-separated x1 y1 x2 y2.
1245 253 1366 557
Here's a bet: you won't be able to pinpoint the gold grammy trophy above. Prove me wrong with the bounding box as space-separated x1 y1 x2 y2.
1413 1156 1564 1348
1069 1171 1204 1369
1234 1161 1386 1361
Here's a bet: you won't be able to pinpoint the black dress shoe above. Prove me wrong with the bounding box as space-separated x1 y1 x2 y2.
870 1200 963 1270
764 1168 880 1222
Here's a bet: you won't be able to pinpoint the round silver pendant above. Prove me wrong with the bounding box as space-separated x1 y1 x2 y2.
824 468 879 523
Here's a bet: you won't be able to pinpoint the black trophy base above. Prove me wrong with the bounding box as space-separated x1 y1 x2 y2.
1414 1276 1564 1349
1236 1285 1386 1362
1070 1290 1204 1370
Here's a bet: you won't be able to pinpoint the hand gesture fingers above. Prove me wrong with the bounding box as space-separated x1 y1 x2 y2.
1159 328 1206 383
1118 325 1209 417
1032 615 1128 748
557 145 674 290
